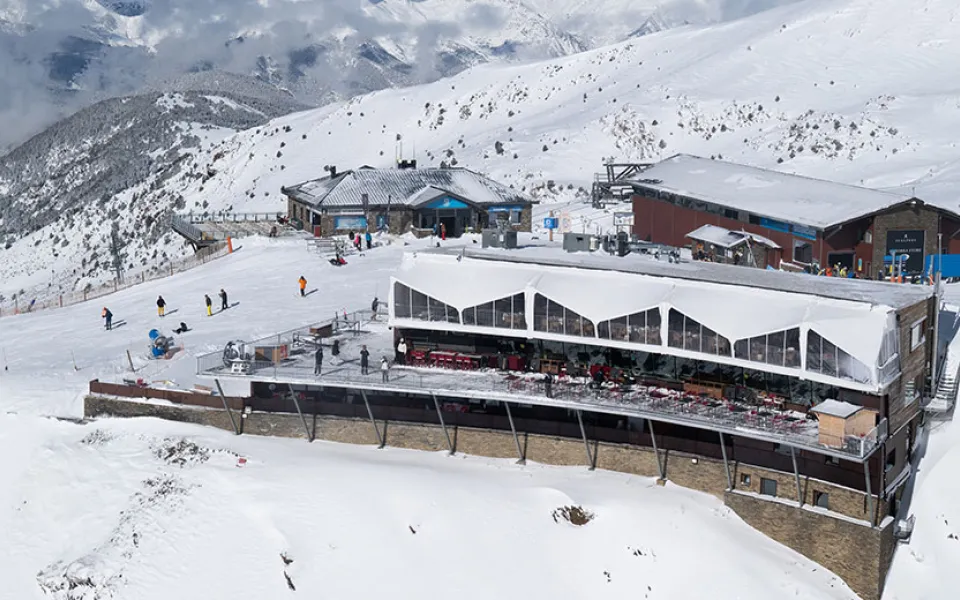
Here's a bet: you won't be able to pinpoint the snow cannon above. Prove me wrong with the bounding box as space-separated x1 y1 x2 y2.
148 329 173 359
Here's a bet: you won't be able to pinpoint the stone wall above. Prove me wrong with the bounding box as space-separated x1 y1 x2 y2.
725 490 895 600
871 205 939 279
85 395 895 599
516 206 533 233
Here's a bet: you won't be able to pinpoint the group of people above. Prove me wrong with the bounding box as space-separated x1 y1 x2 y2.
101 289 230 332
347 230 373 252
432 222 447 240
315 342 391 382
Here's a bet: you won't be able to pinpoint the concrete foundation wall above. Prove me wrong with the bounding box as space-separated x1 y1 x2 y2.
84 395 895 599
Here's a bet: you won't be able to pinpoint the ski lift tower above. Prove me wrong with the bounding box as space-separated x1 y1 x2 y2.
591 162 653 208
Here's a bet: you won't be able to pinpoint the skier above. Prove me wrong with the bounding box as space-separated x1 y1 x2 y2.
355 232 362 251
174 322 189 334
332 339 340 358
395 337 407 365
360 345 370 375
314 345 323 376
102 307 113 331
441 222 447 241
432 222 438 237
205 294 212 316
365 230 372 250
380 357 390 382
219 288 228 311
157 295 166 317
370 296 380 320
298 275 307 297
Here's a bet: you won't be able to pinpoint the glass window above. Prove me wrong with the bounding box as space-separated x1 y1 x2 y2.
646 309 662 345
494 297 511 328
476 301 494 327
532 294 594 337
813 491 829 509
668 309 730 355
760 478 777 497
428 296 447 321
598 320 610 339
462 306 476 326
668 309 684 349
510 293 526 329
785 329 801 368
394 282 411 319
806 330 871 383
411 289 429 320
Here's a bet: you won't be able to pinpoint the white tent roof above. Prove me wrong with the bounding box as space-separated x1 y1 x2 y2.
393 251 909 389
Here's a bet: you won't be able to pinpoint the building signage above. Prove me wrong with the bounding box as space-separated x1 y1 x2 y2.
613 212 634 227
488 205 524 213
791 224 817 240
559 211 573 233
334 215 368 231
759 217 791 233
886 229 925 273
543 217 558 230
425 196 470 210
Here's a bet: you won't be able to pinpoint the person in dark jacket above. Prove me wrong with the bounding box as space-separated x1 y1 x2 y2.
360 345 370 375
219 288 228 310
205 294 213 316
102 307 113 330
371 297 379 320
314 346 324 375
157 295 166 317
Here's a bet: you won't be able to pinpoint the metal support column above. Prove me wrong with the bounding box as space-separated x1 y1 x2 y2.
214 378 240 435
865 460 876 527
719 432 733 491
648 419 664 479
431 393 455 455
503 401 525 464
576 410 595 470
790 446 803 506
360 389 384 448
287 384 312 442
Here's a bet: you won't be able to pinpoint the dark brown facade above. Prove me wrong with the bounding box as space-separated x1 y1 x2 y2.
633 193 960 277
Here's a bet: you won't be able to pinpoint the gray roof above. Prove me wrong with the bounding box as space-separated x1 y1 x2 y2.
687 224 780 249
628 154 922 230
810 399 865 419
432 246 933 310
283 167 531 209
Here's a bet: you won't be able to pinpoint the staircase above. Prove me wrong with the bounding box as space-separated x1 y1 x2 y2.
926 369 957 413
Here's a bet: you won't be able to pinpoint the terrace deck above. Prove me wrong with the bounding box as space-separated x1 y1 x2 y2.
196 321 887 463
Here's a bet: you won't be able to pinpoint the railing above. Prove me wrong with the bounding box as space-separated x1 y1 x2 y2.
0 242 231 318
180 212 284 224
196 317 887 461
171 214 204 242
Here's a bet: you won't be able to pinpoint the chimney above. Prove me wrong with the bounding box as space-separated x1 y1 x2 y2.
329 165 337 177
397 159 417 170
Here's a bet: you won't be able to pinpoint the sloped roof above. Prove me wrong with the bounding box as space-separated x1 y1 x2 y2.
283 167 531 208
687 224 781 249
628 154 921 229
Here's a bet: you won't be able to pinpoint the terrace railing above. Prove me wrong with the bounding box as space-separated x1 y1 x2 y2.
196 319 888 461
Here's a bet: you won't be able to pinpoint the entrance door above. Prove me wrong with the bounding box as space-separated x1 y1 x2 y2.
827 252 854 272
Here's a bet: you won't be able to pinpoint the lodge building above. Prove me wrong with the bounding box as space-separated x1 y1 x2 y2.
629 154 960 277
281 162 534 238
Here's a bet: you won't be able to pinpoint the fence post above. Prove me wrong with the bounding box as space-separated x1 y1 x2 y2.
59 295 63 308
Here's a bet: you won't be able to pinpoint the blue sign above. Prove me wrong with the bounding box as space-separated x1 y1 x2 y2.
543 217 559 230
488 205 525 213
760 217 791 233
425 196 470 210
792 224 817 240
334 216 368 230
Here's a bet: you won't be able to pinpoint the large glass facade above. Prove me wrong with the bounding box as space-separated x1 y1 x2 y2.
393 282 459 324
667 309 731 356
461 293 526 330
734 328 801 369
533 294 596 338
806 330 872 384
597 308 662 345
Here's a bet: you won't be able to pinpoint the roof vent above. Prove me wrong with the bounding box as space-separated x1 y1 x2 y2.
397 159 417 170
324 165 337 177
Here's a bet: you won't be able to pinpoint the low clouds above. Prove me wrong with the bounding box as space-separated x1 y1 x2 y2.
0 0 500 150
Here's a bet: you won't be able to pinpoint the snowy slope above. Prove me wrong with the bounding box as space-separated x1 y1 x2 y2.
0 235 863 600
160 0 960 219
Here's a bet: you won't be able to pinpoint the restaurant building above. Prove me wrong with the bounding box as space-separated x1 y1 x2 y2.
188 248 936 599
281 162 534 238
629 154 960 276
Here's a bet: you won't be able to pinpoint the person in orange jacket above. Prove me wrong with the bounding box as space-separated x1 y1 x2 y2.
298 275 307 297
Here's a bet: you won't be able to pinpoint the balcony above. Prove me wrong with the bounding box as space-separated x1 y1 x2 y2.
197 318 887 462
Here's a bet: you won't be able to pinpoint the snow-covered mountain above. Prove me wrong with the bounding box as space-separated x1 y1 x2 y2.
2 0 959 301
0 0 802 150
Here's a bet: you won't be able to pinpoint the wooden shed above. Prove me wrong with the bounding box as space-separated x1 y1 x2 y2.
810 400 878 449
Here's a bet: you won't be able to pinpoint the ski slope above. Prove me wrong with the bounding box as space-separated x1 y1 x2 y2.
0 235 866 600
